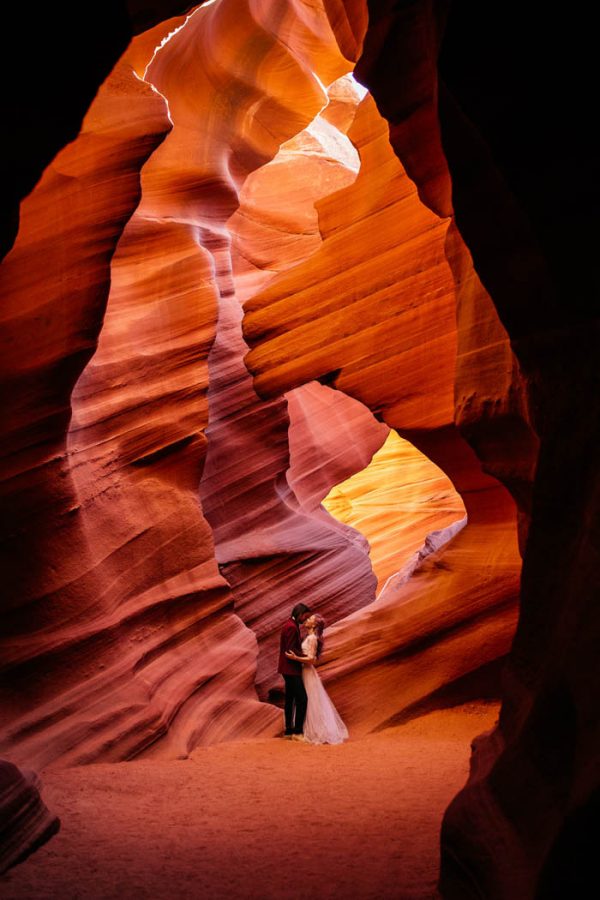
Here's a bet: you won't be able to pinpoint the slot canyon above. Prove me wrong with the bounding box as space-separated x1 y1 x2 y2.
0 1 597 898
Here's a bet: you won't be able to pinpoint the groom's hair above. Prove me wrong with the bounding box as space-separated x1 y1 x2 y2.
291 603 310 621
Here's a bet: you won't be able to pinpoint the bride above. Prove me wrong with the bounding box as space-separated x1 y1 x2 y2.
285 614 348 745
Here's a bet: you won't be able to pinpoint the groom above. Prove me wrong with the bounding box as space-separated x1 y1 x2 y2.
278 603 311 740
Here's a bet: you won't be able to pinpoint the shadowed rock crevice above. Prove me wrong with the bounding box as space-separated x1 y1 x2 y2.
0 761 60 876
338 2 598 896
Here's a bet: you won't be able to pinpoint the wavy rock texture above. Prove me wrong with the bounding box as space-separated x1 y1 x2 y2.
0 58 175 768
243 90 521 729
1 0 522 766
200 79 386 701
286 381 388 513
0 3 197 261
340 0 539 542
142 1 392 719
1 1 595 895
323 430 466 591
303 429 520 737
228 74 363 298
3 0 419 767
0 760 60 874
0 0 358 767
199 299 381 699
209 69 475 709
0 761 60 875
244 93 457 421
321 2 596 897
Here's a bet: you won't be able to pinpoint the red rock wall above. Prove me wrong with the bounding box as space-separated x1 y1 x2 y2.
1 0 408 767
322 430 466 592
329 2 597 897
0 58 179 767
0 760 60 875
1 39 276 766
3 15 589 897
243 88 522 732
199 77 399 702
0 0 357 766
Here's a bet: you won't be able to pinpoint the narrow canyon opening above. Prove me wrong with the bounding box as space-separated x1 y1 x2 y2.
7 1 595 898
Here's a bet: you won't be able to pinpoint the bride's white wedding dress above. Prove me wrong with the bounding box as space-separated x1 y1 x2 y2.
301 634 348 744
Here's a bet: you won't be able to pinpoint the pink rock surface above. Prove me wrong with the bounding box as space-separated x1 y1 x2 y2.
1 0 357 765
286 382 388 515
0 1 388 766
0 0 527 792
200 85 384 701
1 4 595 898
243 90 521 728
0 56 177 767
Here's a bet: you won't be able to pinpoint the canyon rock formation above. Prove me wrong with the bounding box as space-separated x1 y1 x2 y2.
322 431 466 593
336 1 598 897
1 0 494 767
0 3 196 261
0 1 597 898
0 761 60 875
243 88 522 734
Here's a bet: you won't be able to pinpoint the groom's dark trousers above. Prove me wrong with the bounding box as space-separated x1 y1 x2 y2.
282 675 307 735
278 617 307 734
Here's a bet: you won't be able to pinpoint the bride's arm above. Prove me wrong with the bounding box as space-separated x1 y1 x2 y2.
285 651 317 664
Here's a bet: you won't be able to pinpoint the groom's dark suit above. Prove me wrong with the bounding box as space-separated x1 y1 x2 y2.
278 617 307 735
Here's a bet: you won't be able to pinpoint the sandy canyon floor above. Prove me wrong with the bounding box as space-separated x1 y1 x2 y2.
1 703 498 900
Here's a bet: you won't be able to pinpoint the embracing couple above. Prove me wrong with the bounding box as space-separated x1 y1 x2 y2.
277 603 348 744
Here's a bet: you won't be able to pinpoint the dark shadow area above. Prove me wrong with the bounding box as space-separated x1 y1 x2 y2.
374 656 506 731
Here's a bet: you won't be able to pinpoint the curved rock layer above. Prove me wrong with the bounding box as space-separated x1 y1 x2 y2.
1 0 522 769
0 0 366 767
243 89 522 730
325 0 539 542
203 65 479 714
1 0 438 768
228 74 363 299
244 92 457 424
0 56 178 767
324 2 595 897
1 2 594 896
200 77 397 701
199 293 380 699
323 430 466 592
0 761 60 875
286 381 388 516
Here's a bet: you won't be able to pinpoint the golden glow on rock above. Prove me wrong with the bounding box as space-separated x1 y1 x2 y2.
322 430 466 591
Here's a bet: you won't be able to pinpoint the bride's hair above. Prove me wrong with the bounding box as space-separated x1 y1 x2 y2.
313 614 325 659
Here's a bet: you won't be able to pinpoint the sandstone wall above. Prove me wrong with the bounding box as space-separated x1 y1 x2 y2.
2 10 589 897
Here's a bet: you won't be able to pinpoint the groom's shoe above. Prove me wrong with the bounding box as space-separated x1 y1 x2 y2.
291 733 307 742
